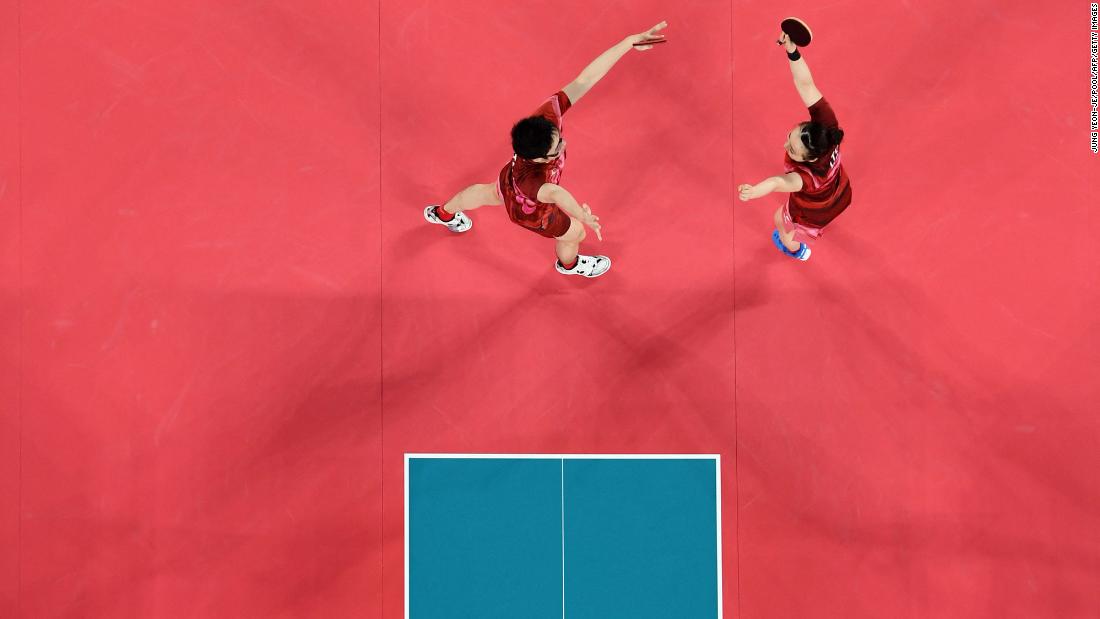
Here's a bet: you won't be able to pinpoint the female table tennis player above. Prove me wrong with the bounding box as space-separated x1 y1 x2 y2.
738 21 852 261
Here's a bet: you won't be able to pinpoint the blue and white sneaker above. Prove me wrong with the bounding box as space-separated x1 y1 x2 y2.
424 204 472 233
772 230 811 261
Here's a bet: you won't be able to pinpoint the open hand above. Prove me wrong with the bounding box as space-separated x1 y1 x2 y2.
628 21 668 51
580 203 603 240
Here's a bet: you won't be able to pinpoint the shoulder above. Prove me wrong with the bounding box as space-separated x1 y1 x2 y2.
809 97 838 127
536 182 562 202
550 91 572 116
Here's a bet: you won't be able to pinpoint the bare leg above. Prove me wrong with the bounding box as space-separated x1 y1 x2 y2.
773 206 802 253
440 183 501 214
554 217 586 266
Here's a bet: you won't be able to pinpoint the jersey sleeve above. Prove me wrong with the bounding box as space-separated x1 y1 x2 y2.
808 97 838 127
531 92 572 129
784 153 820 189
553 91 572 116
791 167 815 191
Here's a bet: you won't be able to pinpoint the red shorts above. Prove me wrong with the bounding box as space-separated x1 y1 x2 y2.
496 170 572 239
783 200 825 243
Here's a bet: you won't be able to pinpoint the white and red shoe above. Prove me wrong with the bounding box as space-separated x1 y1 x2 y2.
423 205 472 233
555 255 612 278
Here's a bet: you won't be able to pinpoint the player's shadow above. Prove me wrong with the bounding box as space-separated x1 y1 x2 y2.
378 269 567 405
572 284 739 444
379 267 746 451
729 235 1097 613
729 228 1097 608
825 229 1097 508
735 379 1096 617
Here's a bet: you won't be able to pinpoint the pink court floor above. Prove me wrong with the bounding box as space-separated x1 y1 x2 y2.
1 0 1098 617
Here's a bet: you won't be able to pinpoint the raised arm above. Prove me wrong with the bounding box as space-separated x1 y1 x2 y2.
562 21 667 105
780 33 823 107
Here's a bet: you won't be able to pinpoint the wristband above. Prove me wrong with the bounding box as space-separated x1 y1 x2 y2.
787 49 801 61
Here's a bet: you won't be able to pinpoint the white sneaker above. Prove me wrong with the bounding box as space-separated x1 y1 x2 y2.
424 205 472 233
555 254 612 278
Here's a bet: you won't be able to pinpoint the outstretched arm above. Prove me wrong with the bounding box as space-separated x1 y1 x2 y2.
780 33 823 107
562 21 668 104
738 174 804 201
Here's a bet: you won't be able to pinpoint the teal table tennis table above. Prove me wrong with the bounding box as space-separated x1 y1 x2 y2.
406 455 722 619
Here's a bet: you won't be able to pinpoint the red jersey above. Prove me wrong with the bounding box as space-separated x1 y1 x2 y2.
784 97 852 229
499 92 573 237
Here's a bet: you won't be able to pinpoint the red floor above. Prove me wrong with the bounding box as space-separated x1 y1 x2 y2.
3 0 1098 617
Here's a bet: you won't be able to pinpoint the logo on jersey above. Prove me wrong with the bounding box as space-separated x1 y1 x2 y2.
510 146 566 215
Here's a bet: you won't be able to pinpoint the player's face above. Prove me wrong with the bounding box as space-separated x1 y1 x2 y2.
785 124 811 162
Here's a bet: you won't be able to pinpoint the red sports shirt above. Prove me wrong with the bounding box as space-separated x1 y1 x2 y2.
499 92 572 234
784 97 852 229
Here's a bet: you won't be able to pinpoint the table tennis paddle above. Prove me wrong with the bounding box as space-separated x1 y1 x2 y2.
778 17 813 47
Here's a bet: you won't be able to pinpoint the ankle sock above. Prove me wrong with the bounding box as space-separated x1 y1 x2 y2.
434 205 455 222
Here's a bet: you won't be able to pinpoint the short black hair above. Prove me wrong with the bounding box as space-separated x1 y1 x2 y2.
511 116 557 159
800 122 844 159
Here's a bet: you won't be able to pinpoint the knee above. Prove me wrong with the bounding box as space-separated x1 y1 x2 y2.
558 218 584 243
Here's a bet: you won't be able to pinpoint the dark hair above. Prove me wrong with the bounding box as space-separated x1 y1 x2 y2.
800 122 844 159
511 116 557 159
